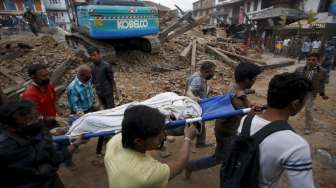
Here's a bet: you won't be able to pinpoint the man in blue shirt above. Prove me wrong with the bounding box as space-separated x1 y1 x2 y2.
322 41 335 83
300 39 312 63
67 64 95 116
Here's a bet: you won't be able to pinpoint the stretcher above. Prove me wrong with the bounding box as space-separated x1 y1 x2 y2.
53 92 250 144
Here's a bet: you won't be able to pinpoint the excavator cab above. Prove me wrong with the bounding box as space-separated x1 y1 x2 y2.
73 0 159 39
66 0 160 54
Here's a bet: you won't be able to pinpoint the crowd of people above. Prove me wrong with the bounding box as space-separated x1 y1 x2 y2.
0 15 27 37
0 44 330 187
275 36 335 84
274 36 336 71
0 8 47 37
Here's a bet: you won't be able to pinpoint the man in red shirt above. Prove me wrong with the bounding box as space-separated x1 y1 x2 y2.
21 64 58 129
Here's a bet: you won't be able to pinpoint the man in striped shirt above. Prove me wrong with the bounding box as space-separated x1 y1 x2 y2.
295 52 328 134
237 73 315 188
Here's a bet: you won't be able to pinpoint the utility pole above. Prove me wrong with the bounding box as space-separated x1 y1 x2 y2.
297 0 305 63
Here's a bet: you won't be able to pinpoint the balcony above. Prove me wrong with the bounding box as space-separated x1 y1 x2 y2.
248 7 307 20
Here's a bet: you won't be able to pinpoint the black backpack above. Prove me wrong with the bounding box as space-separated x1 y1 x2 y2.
220 113 293 188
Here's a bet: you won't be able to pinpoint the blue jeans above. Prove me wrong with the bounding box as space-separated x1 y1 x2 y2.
186 149 224 172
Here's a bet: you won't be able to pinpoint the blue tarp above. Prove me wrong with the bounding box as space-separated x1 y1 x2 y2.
53 94 249 143
201 94 236 119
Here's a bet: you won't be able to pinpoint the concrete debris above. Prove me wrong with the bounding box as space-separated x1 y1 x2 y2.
1 23 294 116
0 35 83 100
191 39 197 74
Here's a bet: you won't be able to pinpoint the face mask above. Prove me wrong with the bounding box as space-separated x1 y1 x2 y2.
205 74 214 80
16 120 43 137
34 78 50 86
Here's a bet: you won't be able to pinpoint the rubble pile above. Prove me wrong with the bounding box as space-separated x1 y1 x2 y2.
113 29 233 103
0 22 238 108
0 35 83 97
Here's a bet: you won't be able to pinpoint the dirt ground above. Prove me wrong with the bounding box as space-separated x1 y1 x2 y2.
58 61 336 188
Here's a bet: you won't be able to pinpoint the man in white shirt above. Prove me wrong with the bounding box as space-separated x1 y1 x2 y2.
312 40 321 53
237 72 315 188
283 38 291 56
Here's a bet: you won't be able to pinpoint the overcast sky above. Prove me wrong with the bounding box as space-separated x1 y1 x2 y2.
151 0 197 11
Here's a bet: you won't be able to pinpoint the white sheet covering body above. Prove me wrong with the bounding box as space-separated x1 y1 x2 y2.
67 92 202 136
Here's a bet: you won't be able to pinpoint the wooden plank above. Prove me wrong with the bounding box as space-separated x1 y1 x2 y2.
0 88 8 105
217 48 266 65
3 80 31 95
0 67 25 84
159 11 193 41
179 41 192 61
164 16 209 42
55 85 66 99
191 39 197 74
260 60 295 70
50 56 73 86
205 45 239 68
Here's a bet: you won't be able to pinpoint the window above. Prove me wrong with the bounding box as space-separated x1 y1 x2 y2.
254 0 258 11
261 0 272 9
4 0 17 10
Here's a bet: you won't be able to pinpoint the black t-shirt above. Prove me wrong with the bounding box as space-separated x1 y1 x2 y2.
0 129 69 188
91 61 115 96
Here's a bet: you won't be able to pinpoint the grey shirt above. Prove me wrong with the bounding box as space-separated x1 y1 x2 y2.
91 61 115 96
186 72 208 99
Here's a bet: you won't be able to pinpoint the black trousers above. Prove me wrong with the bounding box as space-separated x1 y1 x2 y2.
96 94 115 155
98 94 115 109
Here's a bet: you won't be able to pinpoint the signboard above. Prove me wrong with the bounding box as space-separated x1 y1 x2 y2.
117 19 148 29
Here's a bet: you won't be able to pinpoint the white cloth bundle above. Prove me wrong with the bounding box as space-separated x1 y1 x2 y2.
67 92 202 136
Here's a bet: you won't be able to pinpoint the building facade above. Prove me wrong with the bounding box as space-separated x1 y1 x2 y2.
0 0 45 15
192 0 216 24
193 0 335 26
42 0 70 30
245 0 304 28
215 0 245 24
